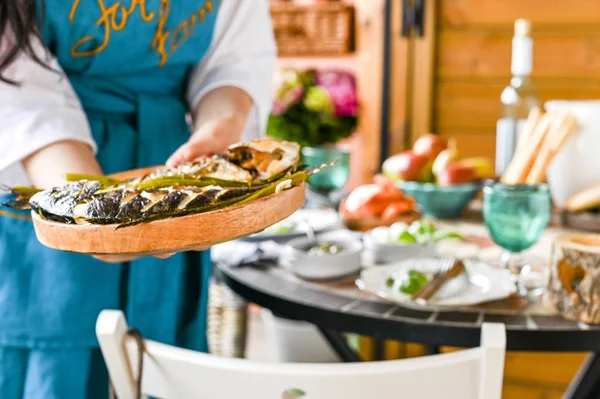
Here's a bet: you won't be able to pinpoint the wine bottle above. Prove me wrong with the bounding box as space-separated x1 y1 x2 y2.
495 18 540 177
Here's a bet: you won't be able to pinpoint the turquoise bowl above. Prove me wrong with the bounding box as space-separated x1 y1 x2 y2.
397 181 481 219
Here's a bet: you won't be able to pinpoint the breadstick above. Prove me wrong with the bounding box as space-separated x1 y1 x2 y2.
525 113 579 184
500 107 543 184
501 108 555 184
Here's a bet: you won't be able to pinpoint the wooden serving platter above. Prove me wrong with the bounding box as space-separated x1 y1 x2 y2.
30 166 306 255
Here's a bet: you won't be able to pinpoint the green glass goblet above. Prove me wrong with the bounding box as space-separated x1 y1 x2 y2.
301 146 350 208
482 182 551 296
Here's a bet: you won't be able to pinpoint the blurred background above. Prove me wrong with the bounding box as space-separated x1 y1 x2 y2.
267 0 600 187
262 0 600 397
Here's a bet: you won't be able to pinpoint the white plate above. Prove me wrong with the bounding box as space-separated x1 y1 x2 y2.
243 209 341 241
356 258 516 310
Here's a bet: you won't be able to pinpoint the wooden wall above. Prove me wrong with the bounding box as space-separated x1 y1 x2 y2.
433 0 600 163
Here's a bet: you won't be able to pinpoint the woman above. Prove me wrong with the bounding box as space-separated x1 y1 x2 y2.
0 0 276 397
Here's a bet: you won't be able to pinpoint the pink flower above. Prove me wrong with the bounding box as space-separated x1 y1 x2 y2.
315 70 358 117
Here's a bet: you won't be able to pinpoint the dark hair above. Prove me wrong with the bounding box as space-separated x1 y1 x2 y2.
0 0 49 85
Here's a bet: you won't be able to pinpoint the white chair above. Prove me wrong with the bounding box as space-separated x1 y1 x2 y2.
96 310 506 399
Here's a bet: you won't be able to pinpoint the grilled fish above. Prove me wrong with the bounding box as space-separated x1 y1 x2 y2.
146 156 254 184
1 139 332 228
228 140 300 182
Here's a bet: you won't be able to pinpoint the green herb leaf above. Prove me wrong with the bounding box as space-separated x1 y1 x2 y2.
63 173 124 186
395 230 417 244
432 230 466 242
399 270 428 294
284 388 306 398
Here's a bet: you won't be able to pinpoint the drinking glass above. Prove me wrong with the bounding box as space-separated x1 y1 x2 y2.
482 182 551 296
301 146 350 207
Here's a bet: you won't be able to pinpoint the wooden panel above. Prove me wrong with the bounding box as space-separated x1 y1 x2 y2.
438 132 497 161
439 0 600 29
349 0 386 187
438 31 600 79
408 0 436 143
388 0 410 154
436 81 600 132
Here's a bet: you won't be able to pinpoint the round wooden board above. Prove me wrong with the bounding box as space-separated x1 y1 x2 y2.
31 182 306 256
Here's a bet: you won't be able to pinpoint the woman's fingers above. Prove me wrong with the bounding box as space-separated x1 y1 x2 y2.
93 255 140 263
166 140 216 167
93 253 175 263
166 142 195 167
154 253 175 259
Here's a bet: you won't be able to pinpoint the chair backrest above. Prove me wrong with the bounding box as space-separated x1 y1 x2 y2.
96 310 506 399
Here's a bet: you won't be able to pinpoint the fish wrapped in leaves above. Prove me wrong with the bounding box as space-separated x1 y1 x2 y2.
1 139 330 229
29 183 263 225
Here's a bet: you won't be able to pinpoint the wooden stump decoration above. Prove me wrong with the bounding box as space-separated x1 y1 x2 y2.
544 234 600 324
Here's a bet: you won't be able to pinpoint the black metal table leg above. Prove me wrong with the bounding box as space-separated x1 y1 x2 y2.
317 328 363 363
424 345 440 355
374 338 385 361
564 353 600 399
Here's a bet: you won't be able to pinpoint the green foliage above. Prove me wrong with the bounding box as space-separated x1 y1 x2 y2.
267 102 357 147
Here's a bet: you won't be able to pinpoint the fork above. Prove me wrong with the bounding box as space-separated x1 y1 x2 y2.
411 257 465 303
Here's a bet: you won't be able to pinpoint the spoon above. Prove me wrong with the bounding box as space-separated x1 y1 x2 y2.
300 219 317 245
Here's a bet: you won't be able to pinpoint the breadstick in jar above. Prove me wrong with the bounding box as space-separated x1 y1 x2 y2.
501 108 555 184
525 113 579 184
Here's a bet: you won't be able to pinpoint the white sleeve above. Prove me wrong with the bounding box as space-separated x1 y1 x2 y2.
0 35 95 186
186 0 277 141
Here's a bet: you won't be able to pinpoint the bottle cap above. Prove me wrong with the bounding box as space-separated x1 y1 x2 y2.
514 18 531 37
512 18 533 75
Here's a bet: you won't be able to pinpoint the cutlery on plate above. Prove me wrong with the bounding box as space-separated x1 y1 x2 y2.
411 257 466 304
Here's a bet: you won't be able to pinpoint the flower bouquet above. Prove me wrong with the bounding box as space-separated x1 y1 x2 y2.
267 68 358 147
268 68 358 195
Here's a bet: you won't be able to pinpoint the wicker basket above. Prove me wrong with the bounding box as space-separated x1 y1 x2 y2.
270 0 355 56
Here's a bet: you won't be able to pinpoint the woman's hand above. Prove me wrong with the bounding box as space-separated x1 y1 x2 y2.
22 140 174 263
166 114 246 167
166 86 253 166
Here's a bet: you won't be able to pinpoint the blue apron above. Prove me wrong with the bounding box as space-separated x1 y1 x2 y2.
0 1 220 397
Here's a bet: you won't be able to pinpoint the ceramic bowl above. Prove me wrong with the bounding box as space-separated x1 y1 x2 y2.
282 237 363 280
397 181 480 219
363 230 437 264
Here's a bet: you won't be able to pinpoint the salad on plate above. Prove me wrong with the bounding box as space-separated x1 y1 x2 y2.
369 220 465 246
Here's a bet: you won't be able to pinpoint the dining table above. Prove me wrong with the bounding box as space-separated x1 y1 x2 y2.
212 206 600 399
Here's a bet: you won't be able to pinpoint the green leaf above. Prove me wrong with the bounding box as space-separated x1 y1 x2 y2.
63 173 124 186
409 220 436 236
284 388 306 398
431 230 466 242
114 172 309 229
399 270 428 294
9 186 42 195
395 230 417 244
